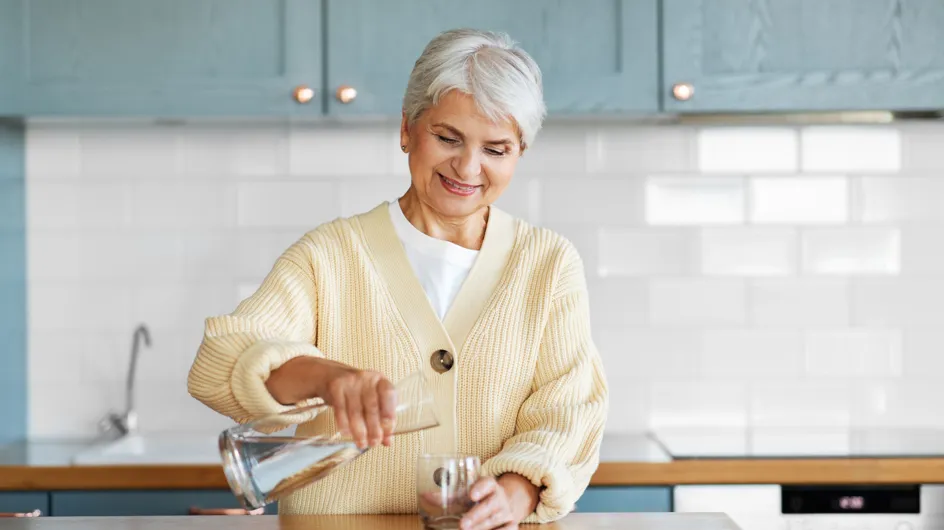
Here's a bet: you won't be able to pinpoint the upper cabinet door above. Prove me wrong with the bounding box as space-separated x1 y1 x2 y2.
0 1 25 115
663 0 944 113
325 0 659 116
22 0 323 117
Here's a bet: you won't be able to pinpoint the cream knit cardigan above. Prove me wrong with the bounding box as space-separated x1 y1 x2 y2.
187 202 608 522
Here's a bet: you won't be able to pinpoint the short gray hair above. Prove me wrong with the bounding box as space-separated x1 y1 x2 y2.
402 28 546 148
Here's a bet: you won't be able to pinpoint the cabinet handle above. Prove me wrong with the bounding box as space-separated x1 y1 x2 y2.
336 85 358 104
293 85 315 104
189 507 265 516
0 510 41 517
671 82 695 101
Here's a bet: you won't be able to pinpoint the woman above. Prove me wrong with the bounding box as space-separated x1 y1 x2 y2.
188 28 608 529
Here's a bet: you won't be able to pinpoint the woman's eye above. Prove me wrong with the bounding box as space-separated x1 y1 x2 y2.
485 148 505 156
437 135 459 144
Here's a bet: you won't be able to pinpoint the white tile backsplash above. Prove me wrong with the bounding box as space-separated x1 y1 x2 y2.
646 176 745 225
698 128 798 173
25 120 944 436
700 228 797 276
801 127 901 173
750 176 848 224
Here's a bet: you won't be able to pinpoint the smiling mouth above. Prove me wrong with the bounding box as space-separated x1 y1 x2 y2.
438 173 479 195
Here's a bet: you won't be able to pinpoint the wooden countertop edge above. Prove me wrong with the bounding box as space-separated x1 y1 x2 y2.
4 459 944 491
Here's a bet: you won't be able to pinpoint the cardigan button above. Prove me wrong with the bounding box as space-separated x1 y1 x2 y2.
431 349 454 373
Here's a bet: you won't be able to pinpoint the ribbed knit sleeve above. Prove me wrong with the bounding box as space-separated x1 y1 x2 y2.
480 246 609 524
187 240 325 424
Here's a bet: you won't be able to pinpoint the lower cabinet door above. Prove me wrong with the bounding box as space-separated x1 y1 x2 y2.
49 490 276 516
0 492 50 517
575 486 672 513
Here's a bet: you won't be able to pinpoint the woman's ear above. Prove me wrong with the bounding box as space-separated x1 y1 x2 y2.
399 111 411 152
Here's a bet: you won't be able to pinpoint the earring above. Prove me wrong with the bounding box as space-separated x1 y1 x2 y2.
400 145 407 152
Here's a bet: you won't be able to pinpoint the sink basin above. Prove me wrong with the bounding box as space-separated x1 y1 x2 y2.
71 434 222 465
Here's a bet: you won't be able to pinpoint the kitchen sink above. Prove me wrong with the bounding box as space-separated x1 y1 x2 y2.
71 433 222 465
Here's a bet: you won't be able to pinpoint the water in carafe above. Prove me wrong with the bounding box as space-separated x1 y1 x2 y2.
219 371 439 510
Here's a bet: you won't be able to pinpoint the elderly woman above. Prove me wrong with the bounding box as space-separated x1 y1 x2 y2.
188 28 608 529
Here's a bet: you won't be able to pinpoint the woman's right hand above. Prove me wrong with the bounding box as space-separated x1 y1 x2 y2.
266 357 397 450
315 364 398 449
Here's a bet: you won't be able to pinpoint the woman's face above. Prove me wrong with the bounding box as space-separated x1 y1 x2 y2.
400 90 522 219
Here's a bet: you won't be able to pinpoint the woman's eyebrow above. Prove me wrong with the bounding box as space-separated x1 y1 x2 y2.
432 123 513 145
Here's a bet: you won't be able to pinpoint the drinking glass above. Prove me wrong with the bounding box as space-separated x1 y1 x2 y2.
219 371 439 510
416 454 480 529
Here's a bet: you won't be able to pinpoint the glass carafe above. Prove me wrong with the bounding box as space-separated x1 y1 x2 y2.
219 371 439 510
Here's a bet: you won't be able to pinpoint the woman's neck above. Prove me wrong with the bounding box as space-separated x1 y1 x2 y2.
398 188 488 250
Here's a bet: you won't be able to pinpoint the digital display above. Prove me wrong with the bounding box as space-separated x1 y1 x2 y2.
782 485 920 514
838 495 865 510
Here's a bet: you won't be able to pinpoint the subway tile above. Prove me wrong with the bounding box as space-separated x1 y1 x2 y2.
177 124 289 177
649 279 747 326
700 228 797 276
801 228 900 275
700 330 803 378
598 329 701 378
589 126 696 174
29 380 121 438
801 126 901 173
900 123 944 171
646 177 745 225
540 223 599 277
516 125 590 175
750 176 848 224
859 177 944 223
852 381 944 428
749 381 852 427
131 181 236 228
650 381 748 428
289 125 389 176
125 232 187 281
900 226 944 275
598 228 695 276
338 175 410 218
80 331 131 384
586 278 648 329
233 230 306 279
27 233 83 281
131 283 235 330
805 330 903 377
697 127 798 173
132 331 200 383
542 178 644 225
28 181 130 229
492 177 535 222
26 125 81 179
851 279 944 327
80 125 179 178
750 279 849 328
236 181 339 228
28 332 82 384
600 376 649 432
76 233 137 281
902 329 944 377
178 231 242 283
29 283 133 332
135 380 235 433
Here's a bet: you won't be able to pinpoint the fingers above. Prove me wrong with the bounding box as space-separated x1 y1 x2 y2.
378 379 397 446
469 476 498 502
461 478 513 530
361 382 382 447
345 387 368 449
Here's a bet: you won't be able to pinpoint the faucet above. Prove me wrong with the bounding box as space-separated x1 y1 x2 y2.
99 324 151 438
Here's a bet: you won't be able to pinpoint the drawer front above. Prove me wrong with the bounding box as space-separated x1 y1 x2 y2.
575 486 672 513
50 490 275 516
0 492 50 517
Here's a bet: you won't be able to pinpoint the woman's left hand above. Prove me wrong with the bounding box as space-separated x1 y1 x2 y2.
460 474 538 530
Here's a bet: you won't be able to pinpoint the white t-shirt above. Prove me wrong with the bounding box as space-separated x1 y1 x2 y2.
388 200 478 321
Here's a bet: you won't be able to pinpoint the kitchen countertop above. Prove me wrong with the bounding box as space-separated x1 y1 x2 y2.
0 514 741 530
4 433 944 491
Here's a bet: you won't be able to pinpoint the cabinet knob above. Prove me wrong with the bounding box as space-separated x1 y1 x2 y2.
336 85 358 104
671 82 695 101
293 85 315 104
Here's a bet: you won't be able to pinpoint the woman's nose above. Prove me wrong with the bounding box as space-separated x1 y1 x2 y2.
451 148 481 181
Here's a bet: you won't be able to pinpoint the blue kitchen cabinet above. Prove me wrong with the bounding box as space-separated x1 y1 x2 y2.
0 492 50 517
575 486 672 513
19 0 323 117
325 0 659 116
662 0 944 113
49 490 276 516
0 1 25 114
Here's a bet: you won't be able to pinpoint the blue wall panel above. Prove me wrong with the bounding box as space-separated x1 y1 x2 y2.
0 120 26 443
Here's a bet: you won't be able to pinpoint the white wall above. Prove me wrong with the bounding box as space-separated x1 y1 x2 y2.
25 119 944 438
